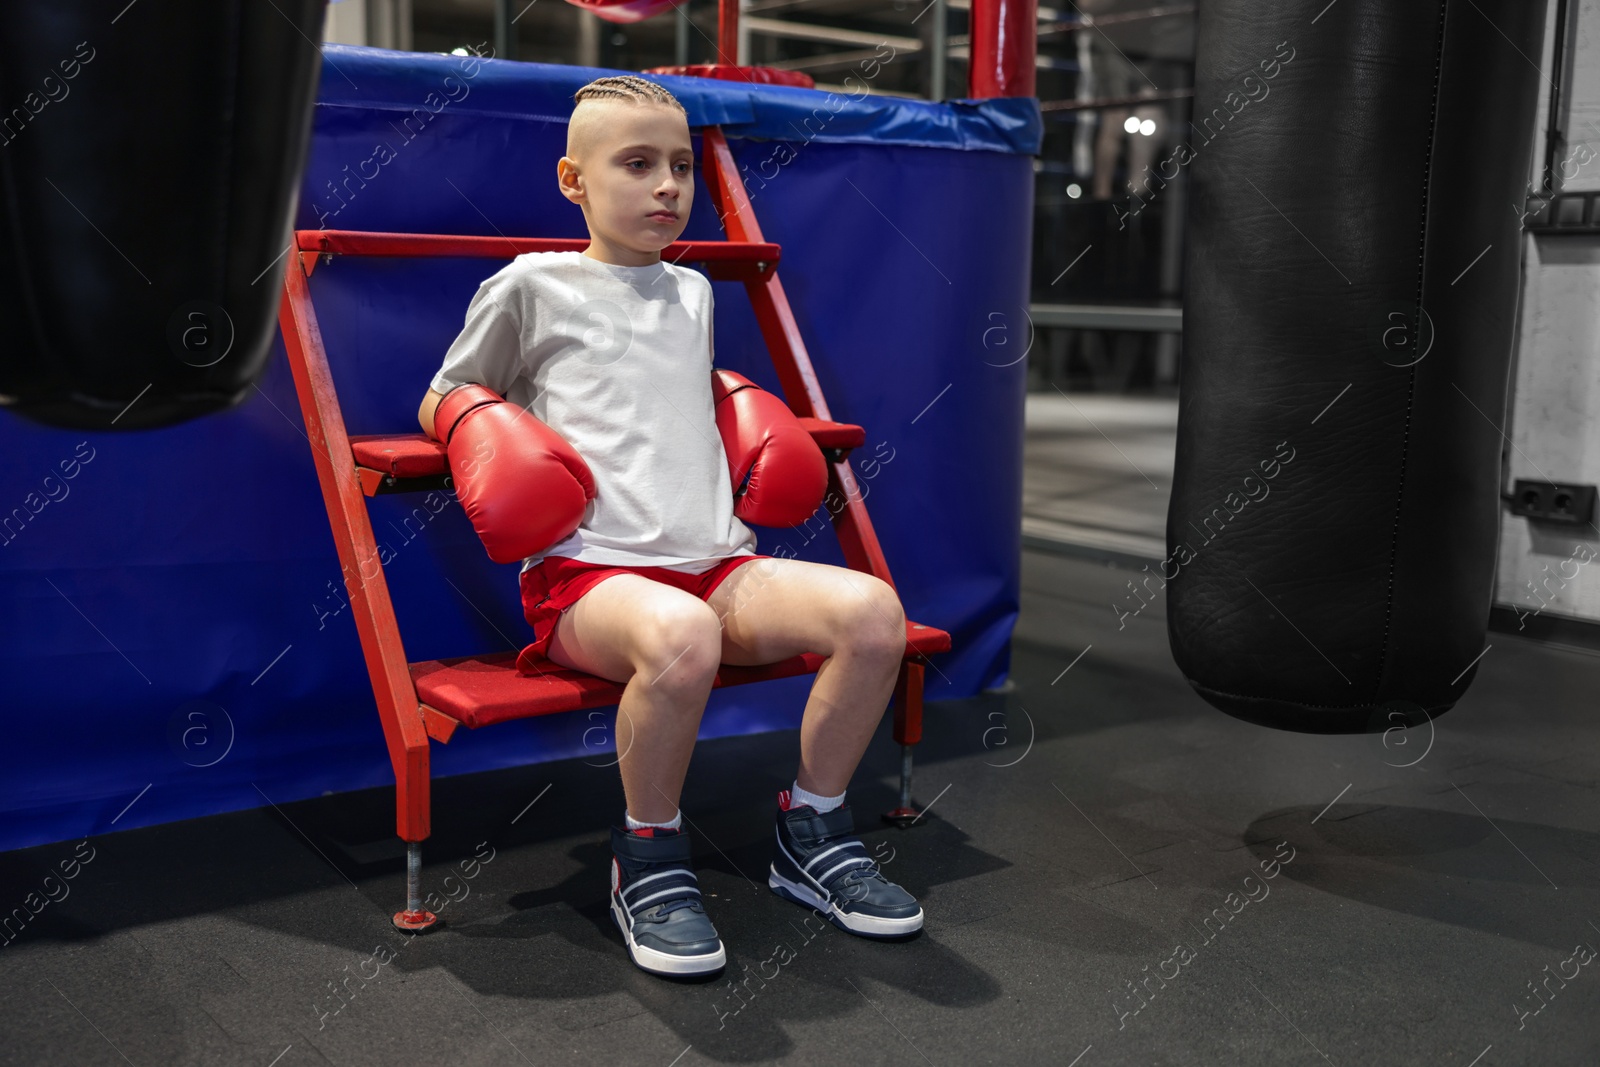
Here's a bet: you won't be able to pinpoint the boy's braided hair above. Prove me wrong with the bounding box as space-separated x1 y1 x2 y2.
572 74 686 116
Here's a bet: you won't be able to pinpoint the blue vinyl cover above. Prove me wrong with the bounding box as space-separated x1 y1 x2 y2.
0 46 1036 853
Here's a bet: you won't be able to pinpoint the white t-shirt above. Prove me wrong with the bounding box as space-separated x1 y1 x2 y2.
429 250 759 575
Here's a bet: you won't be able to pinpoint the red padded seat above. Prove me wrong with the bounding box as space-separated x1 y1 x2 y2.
413 619 951 729
349 433 446 478
795 417 866 450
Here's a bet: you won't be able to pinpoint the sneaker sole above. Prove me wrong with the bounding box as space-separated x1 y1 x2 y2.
767 865 924 938
609 895 726 977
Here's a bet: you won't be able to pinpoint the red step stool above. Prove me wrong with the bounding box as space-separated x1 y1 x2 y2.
274 126 950 932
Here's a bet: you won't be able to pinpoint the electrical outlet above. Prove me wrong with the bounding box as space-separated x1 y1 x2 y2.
1509 479 1597 525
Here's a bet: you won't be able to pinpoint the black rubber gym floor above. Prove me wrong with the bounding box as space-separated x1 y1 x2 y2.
3 546 1598 1065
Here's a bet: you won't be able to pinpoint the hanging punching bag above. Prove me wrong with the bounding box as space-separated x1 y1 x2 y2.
0 0 325 431
1165 0 1546 732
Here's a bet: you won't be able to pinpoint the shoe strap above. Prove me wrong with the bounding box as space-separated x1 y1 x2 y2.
621 866 706 921
806 840 878 889
785 802 857 844
611 824 693 863
636 894 705 923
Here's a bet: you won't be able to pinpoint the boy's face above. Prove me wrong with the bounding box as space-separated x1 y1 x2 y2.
559 102 693 262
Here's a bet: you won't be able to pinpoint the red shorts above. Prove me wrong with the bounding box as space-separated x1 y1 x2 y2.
516 553 774 672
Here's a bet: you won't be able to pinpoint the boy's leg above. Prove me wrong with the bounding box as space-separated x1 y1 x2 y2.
703 557 907 795
543 573 730 977
702 557 923 937
543 573 725 821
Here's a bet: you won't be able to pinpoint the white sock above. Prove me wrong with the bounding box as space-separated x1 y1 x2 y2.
625 808 682 832
790 780 845 814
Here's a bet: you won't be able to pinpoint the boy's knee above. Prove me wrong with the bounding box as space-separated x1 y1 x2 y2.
635 603 723 690
839 577 906 656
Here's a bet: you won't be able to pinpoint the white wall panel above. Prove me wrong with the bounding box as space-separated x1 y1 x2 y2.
1495 234 1600 624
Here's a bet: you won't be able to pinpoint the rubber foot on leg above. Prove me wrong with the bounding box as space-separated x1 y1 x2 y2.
392 908 441 933
881 806 921 828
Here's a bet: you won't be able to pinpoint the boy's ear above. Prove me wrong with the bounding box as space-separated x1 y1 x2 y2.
556 157 584 204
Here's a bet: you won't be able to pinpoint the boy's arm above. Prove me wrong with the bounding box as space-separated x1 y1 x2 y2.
418 388 447 441
423 281 524 442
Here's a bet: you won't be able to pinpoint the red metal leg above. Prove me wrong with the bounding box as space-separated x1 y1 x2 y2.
278 253 440 931
393 842 440 932
883 660 925 827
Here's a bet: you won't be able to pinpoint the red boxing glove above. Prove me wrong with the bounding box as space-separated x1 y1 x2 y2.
434 384 597 563
712 369 827 527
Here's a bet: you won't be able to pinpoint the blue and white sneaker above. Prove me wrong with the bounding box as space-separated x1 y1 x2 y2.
768 791 924 938
609 825 726 977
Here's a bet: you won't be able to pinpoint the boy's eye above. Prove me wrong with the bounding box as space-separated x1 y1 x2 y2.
626 160 691 175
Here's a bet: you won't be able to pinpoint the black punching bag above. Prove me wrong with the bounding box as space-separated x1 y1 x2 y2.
1165 0 1545 732
0 0 325 431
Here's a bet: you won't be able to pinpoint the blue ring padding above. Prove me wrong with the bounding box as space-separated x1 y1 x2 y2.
0 47 1029 854
316 44 1044 156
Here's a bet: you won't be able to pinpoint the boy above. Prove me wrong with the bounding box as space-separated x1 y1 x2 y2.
417 74 922 978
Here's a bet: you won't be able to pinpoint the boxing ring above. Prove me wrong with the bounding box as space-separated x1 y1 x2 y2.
0 46 1042 854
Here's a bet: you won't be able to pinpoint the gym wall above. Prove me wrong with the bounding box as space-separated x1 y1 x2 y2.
1496 0 1600 632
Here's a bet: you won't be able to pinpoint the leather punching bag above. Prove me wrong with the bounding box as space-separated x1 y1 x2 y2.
1166 0 1545 732
0 0 325 431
